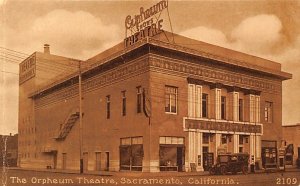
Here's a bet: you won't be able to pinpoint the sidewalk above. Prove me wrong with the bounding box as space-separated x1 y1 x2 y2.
8 167 300 177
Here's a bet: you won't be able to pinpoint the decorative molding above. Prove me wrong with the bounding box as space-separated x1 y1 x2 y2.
148 37 291 80
35 57 149 108
149 56 281 94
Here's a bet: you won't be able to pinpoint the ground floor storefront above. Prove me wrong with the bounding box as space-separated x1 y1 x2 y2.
185 131 262 172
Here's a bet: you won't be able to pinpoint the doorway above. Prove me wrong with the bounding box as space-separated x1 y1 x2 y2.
203 147 214 171
95 152 101 171
104 152 109 171
62 153 67 169
53 152 57 169
177 146 184 172
83 152 88 171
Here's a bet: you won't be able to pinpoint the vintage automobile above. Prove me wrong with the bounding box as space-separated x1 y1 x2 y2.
209 153 249 175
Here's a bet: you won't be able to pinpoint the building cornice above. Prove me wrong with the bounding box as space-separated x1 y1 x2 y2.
28 36 291 98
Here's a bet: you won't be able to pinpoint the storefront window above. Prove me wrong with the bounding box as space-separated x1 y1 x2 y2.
120 137 143 171
159 136 184 172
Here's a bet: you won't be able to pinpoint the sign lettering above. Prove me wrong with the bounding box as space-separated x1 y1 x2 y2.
124 0 168 48
19 56 36 84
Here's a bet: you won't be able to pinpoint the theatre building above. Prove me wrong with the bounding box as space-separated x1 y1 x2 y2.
18 32 291 172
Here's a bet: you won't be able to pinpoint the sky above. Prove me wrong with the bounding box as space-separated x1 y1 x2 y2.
0 0 299 135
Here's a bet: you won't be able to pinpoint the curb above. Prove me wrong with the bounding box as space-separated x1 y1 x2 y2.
7 167 113 176
7 167 300 177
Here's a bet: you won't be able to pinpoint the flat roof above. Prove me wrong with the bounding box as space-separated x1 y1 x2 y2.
28 31 292 98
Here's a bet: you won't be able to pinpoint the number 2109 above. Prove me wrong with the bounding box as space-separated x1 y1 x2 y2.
276 178 298 185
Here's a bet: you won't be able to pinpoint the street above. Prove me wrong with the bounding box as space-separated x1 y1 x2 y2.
2 169 300 186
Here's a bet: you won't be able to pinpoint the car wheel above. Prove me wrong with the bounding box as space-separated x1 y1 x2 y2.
220 166 227 175
242 166 248 175
209 167 216 175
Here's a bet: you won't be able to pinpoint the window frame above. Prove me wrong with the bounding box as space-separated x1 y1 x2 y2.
122 91 126 116
106 95 111 119
238 99 244 121
221 96 226 120
137 86 142 114
202 93 208 118
164 85 178 114
264 101 273 123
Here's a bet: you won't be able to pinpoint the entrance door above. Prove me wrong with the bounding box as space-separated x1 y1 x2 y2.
103 152 109 171
83 152 88 171
95 152 101 171
62 153 67 169
53 152 57 169
203 152 214 171
177 147 184 171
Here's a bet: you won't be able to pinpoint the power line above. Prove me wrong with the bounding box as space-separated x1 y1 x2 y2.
0 57 21 64
0 55 23 63
0 70 19 75
0 52 27 60
0 47 30 56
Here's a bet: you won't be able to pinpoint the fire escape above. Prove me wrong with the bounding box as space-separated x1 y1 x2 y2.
55 109 80 141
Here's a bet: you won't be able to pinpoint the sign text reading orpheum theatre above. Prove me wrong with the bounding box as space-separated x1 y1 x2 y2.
124 0 168 47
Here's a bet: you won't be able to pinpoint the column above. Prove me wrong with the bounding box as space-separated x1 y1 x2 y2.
255 135 261 159
197 132 204 171
195 85 202 118
250 135 255 162
215 133 221 156
188 131 196 171
215 89 221 120
188 84 195 117
249 94 255 122
233 134 239 153
233 92 239 121
255 96 260 123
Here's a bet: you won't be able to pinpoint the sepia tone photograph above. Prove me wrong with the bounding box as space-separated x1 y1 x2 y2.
1 0 300 185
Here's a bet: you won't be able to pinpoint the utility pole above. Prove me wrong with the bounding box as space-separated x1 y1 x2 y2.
78 61 83 174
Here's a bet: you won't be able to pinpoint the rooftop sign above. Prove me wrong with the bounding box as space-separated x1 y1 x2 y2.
124 0 168 48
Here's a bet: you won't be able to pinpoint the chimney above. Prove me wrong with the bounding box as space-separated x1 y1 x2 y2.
44 44 50 54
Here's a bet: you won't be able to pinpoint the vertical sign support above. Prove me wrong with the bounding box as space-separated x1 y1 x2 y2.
78 61 83 174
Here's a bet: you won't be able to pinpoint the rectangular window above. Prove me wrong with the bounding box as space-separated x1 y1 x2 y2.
106 95 110 119
202 93 208 118
137 87 142 113
159 136 184 144
165 86 178 113
264 101 273 123
221 135 227 144
203 133 209 144
221 96 226 120
239 99 244 121
122 91 126 116
239 135 243 145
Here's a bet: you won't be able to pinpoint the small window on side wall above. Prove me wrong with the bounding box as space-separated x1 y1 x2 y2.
106 95 110 119
165 86 178 114
264 101 273 123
